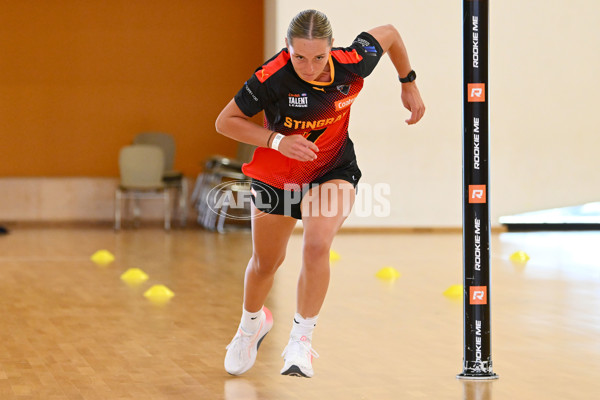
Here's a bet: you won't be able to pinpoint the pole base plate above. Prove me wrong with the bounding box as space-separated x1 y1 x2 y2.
457 373 499 380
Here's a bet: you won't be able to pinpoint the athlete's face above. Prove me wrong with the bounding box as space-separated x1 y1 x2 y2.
286 37 332 82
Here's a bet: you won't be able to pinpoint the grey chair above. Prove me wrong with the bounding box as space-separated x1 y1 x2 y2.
115 145 171 230
133 132 188 226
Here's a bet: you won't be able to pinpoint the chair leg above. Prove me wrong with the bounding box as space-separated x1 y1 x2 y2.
216 202 229 233
196 173 216 225
200 174 223 230
164 191 171 231
114 190 122 230
170 186 179 223
190 173 205 206
179 178 188 227
194 175 208 224
203 190 221 231
133 197 141 227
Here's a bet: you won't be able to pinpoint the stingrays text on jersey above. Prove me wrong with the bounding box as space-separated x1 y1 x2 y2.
284 111 348 130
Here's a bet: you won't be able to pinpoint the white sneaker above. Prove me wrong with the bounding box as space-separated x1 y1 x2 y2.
224 307 273 375
280 334 319 378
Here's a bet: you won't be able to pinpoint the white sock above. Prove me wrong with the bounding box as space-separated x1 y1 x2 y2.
240 307 263 334
290 313 318 340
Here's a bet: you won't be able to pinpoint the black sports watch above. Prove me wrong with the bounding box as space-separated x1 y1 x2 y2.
399 70 417 83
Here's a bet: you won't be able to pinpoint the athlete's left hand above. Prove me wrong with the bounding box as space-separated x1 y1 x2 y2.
278 134 319 162
401 82 425 125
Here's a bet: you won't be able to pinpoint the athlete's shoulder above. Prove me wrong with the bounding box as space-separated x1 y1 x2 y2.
331 47 363 65
332 32 382 64
254 49 291 83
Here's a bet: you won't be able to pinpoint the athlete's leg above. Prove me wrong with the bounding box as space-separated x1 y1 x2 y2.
280 179 355 377
243 203 298 312
225 204 297 375
297 179 356 318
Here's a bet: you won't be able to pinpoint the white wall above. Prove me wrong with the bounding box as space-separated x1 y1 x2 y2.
266 0 600 227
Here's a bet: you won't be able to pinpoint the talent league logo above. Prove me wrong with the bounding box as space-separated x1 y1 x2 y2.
469 185 486 203
470 286 488 305
288 93 308 108
468 83 485 102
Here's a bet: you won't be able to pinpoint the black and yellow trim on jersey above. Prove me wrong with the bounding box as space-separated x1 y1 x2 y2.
307 56 335 87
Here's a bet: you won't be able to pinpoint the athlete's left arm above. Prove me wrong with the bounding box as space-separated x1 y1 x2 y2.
368 25 425 125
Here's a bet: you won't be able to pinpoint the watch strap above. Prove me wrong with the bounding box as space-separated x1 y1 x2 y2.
399 70 416 83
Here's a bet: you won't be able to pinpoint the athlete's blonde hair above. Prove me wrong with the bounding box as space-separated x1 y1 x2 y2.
287 9 333 46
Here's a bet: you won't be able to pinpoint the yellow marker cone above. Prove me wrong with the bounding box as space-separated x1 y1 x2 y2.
510 251 530 264
443 284 463 299
330 250 341 263
90 250 115 265
375 266 401 282
144 284 175 304
120 268 149 286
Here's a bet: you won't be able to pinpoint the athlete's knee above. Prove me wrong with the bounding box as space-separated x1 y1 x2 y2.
302 234 332 261
249 251 286 276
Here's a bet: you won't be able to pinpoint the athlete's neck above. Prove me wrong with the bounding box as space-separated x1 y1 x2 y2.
313 64 331 82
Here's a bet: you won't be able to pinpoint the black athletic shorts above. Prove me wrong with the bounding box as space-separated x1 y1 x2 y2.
250 160 362 220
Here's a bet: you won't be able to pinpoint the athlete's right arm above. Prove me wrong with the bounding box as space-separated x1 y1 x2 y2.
215 99 319 162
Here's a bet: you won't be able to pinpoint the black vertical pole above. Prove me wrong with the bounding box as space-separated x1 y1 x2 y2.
458 0 498 380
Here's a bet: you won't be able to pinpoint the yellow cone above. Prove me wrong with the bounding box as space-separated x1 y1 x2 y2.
444 284 463 299
90 250 115 265
144 284 175 304
510 251 530 264
120 268 149 286
375 266 401 281
330 250 341 263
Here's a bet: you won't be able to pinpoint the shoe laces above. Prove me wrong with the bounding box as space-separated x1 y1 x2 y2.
226 328 253 354
281 335 319 360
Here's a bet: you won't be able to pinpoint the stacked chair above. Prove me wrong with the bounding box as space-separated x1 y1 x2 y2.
191 145 254 233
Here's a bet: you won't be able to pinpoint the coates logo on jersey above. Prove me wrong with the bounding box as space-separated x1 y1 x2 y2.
468 83 485 102
468 185 486 203
470 286 487 305
288 93 308 108
335 94 358 111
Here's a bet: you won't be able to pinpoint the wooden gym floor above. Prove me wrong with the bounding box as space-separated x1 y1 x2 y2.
0 226 598 399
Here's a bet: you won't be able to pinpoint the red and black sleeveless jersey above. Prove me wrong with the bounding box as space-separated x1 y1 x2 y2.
234 31 383 189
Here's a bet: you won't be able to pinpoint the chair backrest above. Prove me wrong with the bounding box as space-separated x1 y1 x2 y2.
133 132 176 172
119 145 165 189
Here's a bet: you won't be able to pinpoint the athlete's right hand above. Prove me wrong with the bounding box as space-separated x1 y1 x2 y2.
277 135 319 162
